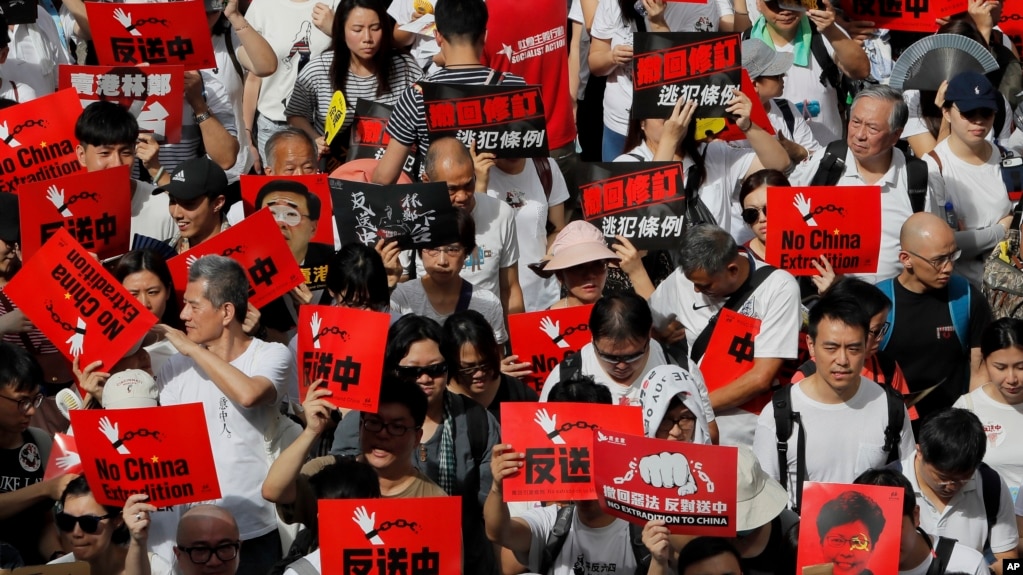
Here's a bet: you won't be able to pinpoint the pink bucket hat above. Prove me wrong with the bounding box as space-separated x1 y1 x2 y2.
534 221 621 277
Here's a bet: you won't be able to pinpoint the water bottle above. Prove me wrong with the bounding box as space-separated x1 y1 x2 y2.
944 201 959 231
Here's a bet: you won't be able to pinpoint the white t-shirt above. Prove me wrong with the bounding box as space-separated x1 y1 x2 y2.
925 139 1012 286
390 278 509 344
211 31 254 182
518 505 637 575
954 386 1023 503
899 533 989 575
49 549 172 574
131 180 177 243
752 376 916 509
387 0 438 68
767 98 821 154
773 28 843 144
1 7 71 96
648 255 801 446
157 338 295 540
486 159 569 312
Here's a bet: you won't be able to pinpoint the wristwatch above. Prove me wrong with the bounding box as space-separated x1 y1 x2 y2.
194 110 212 124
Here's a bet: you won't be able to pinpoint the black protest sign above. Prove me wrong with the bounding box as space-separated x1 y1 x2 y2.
2 0 38 25
346 99 417 177
578 162 687 250
329 179 458 249
421 83 549 158
632 32 742 119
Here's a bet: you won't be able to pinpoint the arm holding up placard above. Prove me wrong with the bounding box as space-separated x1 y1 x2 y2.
124 493 158 575
808 0 869 81
483 444 533 554
642 519 683 574
727 89 791 176
224 0 277 77
262 381 336 505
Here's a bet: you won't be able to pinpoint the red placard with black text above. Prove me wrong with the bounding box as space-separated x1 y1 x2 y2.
19 165 131 261
86 1 216 70
796 482 903 575
4 229 158 367
699 309 769 414
320 497 461 575
70 404 221 507
508 305 593 393
239 174 335 247
839 0 964 32
632 33 741 119
167 208 305 309
500 402 643 502
59 64 185 143
765 185 882 275
0 89 84 194
44 433 82 481
592 431 738 536
297 305 388 412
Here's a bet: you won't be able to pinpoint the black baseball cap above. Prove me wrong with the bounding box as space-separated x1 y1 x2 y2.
154 157 228 201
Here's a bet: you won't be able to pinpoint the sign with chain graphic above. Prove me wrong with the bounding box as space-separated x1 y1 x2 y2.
70 403 221 507
0 89 84 194
499 402 643 502
319 496 461 575
592 430 738 536
507 305 593 393
86 0 216 70
297 305 389 412
1000 3 1023 57
698 308 771 415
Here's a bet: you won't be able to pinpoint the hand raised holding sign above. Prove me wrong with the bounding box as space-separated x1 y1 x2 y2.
489 444 524 494
725 88 753 133
658 98 697 160
73 357 110 408
123 493 157 545
806 0 837 33
302 379 337 437
809 255 837 294
642 519 675 566
470 139 496 194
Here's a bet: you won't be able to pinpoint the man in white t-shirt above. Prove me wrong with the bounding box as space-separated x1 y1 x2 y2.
156 255 296 575
649 225 800 447
752 290 914 510
174 505 241 575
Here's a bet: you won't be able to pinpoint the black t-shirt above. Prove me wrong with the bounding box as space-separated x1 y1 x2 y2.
487 373 540 424
260 242 335 332
884 278 991 417
0 430 49 565
741 512 798 575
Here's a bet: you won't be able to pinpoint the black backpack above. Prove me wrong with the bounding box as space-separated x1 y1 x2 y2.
809 140 930 213
540 504 650 575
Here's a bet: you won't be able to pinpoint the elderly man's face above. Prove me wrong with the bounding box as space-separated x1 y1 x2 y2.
180 280 227 345
265 136 317 176
175 510 241 575
846 97 901 165
261 191 318 258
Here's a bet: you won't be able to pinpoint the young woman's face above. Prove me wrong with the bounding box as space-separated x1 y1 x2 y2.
452 342 499 395
59 493 117 562
741 185 768 244
345 7 383 64
122 270 170 320
985 345 1023 405
400 339 447 406
559 260 607 305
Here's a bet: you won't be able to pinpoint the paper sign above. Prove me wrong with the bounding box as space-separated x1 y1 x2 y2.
70 403 221 507
4 228 158 367
44 433 82 481
420 83 550 158
239 173 335 248
765 185 882 275
166 208 305 310
1001 5 1023 57
19 165 132 261
297 305 388 412
839 0 964 32
320 497 461 575
508 305 594 393
1 0 38 25
346 100 417 178
632 33 742 119
329 178 458 249
699 308 768 414
796 482 904 575
13 564 90 575
325 91 348 145
0 89 84 194
696 69 775 142
592 431 738 536
59 64 185 143
499 402 644 502
578 162 687 250
86 1 217 70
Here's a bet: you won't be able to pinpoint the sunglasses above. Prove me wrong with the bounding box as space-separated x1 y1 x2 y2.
742 205 766 225
56 512 114 534
394 363 448 381
593 344 648 365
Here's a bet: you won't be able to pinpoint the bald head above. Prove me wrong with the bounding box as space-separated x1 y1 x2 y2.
175 505 240 575
900 212 954 253
424 137 473 182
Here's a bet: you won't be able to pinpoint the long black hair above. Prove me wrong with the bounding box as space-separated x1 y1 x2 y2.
113 249 182 329
331 0 395 97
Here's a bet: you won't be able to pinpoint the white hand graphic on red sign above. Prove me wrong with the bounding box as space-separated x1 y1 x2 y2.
534 408 567 445
65 317 86 357
353 505 385 545
311 311 322 349
47 185 73 217
794 193 818 227
639 452 698 496
539 316 570 349
99 416 131 455
112 8 143 36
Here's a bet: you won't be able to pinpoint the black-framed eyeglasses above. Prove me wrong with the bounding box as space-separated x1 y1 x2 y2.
422 245 466 257
593 344 648 365
656 413 697 435
177 542 241 564
905 249 961 271
361 416 420 437
55 512 114 534
867 321 890 339
456 363 495 379
742 205 767 225
0 392 43 414
824 534 871 551
394 363 448 382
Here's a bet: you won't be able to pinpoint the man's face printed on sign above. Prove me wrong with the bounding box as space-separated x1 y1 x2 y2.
261 192 318 259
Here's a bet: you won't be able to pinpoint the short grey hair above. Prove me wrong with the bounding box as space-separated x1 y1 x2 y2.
188 255 248 324
679 225 738 276
851 85 908 133
264 127 317 168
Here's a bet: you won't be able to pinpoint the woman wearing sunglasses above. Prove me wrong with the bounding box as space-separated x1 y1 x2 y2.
49 476 170 574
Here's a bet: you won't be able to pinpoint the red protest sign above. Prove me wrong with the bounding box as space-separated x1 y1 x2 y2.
296 305 388 412
4 228 158 367
239 174 335 247
699 309 769 414
796 482 904 575
86 1 216 70
70 403 221 507
320 497 461 575
0 89 84 194
1001 5 1023 56
508 305 593 392
167 208 305 309
499 402 643 502
765 185 882 275
19 165 132 261
696 69 775 142
839 0 964 32
44 433 82 481
592 431 738 536
59 64 185 143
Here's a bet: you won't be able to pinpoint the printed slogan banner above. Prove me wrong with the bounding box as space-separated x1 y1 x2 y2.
240 174 336 249
796 482 904 575
86 0 216 70
839 0 965 32
699 309 770 414
632 32 741 119
508 305 594 393
19 165 132 261
592 431 738 536
59 64 185 143
765 185 882 275
297 305 389 412
320 497 461 575
578 162 687 250
44 433 82 481
4 229 158 367
330 179 457 249
0 89 84 194
695 69 775 142
70 404 221 507
500 402 643 502
420 83 549 158
167 208 305 309
347 100 417 178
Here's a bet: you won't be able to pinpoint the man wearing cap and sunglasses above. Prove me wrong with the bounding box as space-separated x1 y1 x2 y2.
155 156 231 254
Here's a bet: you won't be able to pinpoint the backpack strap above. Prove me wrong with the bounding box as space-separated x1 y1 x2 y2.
627 152 645 161
284 556 320 575
462 396 489 470
874 352 898 389
927 150 943 176
882 385 905 464
455 279 473 312
948 275 971 353
809 28 840 92
906 155 929 213
810 140 848 187
558 351 583 383
775 98 796 136
532 158 553 201
796 359 817 379
772 384 806 512
690 253 775 362
977 462 1001 554
926 534 957 575
539 504 575 574
877 278 896 351
224 27 245 80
